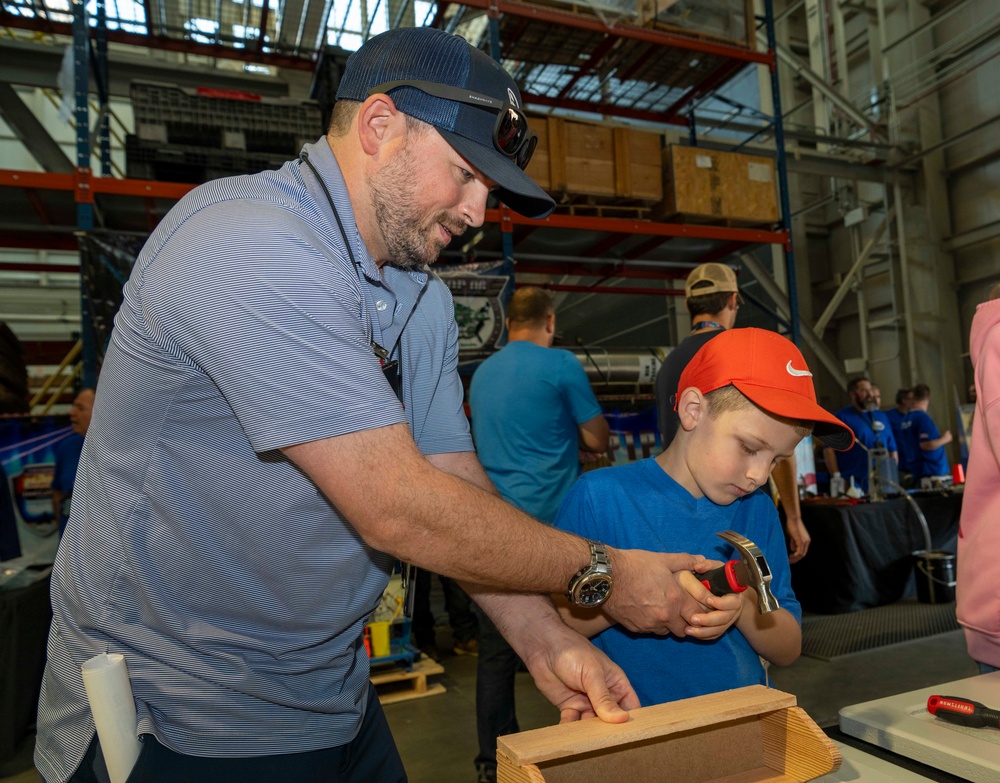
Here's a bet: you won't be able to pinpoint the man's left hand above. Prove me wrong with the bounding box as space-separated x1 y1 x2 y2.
521 618 640 723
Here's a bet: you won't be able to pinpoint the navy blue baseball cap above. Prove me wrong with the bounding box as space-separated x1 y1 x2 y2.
336 27 555 219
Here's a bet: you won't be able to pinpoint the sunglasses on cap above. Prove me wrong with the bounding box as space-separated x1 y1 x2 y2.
368 79 538 170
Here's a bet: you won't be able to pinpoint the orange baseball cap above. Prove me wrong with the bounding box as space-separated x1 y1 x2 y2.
677 327 855 450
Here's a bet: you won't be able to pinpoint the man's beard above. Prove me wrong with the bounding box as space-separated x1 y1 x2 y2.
367 137 464 269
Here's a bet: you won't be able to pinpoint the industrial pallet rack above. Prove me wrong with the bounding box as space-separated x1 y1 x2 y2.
0 0 797 383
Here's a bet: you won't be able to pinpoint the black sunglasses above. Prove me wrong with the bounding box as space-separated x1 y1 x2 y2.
368 79 538 170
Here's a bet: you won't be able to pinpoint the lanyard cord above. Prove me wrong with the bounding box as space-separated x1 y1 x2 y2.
300 150 394 361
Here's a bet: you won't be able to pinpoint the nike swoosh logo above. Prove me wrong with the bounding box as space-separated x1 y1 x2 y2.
786 361 813 377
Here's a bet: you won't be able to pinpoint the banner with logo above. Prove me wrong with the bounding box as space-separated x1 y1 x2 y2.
437 258 515 371
0 416 73 565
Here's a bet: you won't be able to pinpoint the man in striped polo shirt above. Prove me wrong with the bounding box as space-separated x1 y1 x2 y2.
36 27 712 783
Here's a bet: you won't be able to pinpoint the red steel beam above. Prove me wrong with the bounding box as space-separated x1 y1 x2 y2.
0 170 196 200
490 206 787 245
0 12 317 71
453 0 771 65
536 282 683 296
0 233 80 251
512 260 691 281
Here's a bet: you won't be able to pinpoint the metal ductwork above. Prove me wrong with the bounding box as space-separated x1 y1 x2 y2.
566 347 671 385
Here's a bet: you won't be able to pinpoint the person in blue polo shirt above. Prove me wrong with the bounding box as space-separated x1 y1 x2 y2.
907 383 952 480
823 377 898 493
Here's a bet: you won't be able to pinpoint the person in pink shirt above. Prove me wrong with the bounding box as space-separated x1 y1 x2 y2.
958 282 1000 674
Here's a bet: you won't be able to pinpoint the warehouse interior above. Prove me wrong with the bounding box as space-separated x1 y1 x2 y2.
0 0 997 780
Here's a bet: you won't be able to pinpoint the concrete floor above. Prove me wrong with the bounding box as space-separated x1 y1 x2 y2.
2 610 978 783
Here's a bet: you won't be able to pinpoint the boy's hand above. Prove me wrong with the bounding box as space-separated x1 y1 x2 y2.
676 567 744 640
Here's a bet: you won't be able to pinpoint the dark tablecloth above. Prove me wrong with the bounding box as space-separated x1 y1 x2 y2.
0 574 51 764
791 493 961 614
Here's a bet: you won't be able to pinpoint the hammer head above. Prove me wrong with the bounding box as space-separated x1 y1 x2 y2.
717 530 780 614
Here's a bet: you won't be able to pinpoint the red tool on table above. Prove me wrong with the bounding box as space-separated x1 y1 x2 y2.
927 695 1000 729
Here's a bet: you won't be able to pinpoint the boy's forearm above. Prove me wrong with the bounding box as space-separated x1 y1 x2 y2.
735 596 801 666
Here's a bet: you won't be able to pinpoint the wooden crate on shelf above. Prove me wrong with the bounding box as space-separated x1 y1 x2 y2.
525 115 663 202
496 685 841 783
660 143 779 225
638 0 756 49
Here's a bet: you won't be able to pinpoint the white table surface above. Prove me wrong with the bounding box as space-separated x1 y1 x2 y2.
838 670 1000 783
813 741 938 782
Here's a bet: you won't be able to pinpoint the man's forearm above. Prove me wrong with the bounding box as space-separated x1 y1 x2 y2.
823 448 839 476
772 457 800 520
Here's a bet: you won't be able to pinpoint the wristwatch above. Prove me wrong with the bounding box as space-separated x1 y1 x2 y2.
567 540 613 607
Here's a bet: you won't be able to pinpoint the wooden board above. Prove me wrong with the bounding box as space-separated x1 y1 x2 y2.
499 686 794 765
370 657 446 705
496 686 840 783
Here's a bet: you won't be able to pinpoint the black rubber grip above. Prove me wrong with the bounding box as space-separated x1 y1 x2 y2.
699 560 748 596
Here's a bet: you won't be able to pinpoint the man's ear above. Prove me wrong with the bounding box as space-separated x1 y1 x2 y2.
727 292 740 311
546 313 555 334
677 387 706 433
356 93 403 156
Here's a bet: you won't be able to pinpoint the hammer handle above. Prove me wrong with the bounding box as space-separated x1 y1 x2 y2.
699 560 748 596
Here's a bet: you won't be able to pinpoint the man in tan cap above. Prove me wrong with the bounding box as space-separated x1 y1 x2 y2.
654 263 812 563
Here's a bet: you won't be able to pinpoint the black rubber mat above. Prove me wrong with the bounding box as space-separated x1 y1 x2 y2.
800 601 960 661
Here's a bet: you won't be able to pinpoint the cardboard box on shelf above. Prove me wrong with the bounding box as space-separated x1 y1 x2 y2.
525 115 663 202
661 143 779 225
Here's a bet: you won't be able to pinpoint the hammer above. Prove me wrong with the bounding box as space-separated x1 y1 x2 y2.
697 530 779 614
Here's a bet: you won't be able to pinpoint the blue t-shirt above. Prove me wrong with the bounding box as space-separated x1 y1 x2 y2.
885 408 916 473
553 458 800 707
470 342 603 523
907 409 950 478
833 407 897 492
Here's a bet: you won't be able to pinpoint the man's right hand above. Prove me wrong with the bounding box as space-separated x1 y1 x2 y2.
602 548 704 636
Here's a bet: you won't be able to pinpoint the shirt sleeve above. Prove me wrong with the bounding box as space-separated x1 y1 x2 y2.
559 352 604 425
401 276 473 455
139 200 407 453
553 473 602 540
916 411 941 442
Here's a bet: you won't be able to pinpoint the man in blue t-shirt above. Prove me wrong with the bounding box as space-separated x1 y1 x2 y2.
908 383 952 479
824 377 898 493
468 286 608 783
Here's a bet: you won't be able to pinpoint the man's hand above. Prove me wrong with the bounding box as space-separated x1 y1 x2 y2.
520 615 640 724
784 514 811 563
470 591 639 724
601 549 704 635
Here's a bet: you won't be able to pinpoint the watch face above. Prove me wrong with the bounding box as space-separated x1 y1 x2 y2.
577 575 612 606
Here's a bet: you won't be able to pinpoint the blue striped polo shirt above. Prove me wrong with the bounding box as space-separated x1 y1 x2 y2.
35 139 472 782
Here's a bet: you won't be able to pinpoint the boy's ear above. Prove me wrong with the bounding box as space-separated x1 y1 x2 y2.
677 387 706 433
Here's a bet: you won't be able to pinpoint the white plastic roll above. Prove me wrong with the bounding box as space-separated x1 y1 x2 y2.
81 653 142 783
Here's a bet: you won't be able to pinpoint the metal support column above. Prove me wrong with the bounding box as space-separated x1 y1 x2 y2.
73 0 98 387
93 0 112 176
764 0 800 345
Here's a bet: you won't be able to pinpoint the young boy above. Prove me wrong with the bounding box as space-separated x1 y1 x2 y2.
554 328 855 706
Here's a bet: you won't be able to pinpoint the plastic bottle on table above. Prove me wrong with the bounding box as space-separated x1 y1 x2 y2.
830 471 845 498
